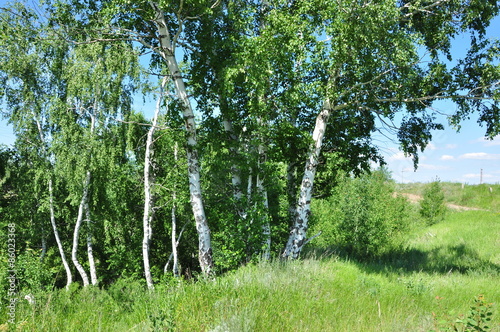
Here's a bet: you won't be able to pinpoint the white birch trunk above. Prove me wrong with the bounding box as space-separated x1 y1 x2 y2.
283 100 331 259
223 119 244 204
48 178 73 289
150 2 213 275
142 78 166 290
171 143 179 277
256 172 271 260
72 170 91 287
34 116 72 289
86 112 98 286
256 142 271 260
85 203 98 286
164 221 188 275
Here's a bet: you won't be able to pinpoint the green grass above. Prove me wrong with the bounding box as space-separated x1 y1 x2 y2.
398 182 500 212
3 194 500 331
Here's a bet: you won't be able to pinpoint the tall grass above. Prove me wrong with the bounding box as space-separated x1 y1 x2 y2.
5 254 500 331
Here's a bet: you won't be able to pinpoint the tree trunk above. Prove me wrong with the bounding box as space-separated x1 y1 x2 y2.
283 100 331 259
142 78 166 290
72 170 91 287
223 118 247 217
151 2 213 275
256 143 271 260
85 203 98 286
85 112 98 286
171 142 179 277
48 178 73 290
256 172 271 260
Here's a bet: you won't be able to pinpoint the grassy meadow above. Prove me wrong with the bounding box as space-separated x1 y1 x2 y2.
2 184 500 331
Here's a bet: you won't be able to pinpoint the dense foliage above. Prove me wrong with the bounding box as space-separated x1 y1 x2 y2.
420 179 447 225
309 169 411 259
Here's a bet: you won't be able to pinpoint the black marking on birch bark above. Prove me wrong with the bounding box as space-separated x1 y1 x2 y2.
296 217 304 225
319 111 329 121
296 237 305 248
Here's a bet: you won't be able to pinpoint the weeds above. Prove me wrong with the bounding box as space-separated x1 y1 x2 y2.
431 295 494 332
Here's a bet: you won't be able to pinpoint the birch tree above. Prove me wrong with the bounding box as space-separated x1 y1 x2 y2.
55 41 141 285
52 0 219 275
281 0 500 258
0 3 74 288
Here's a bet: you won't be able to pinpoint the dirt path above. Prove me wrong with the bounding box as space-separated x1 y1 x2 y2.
395 193 483 211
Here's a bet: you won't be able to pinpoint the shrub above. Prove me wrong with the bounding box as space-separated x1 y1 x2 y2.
310 168 411 259
420 179 446 225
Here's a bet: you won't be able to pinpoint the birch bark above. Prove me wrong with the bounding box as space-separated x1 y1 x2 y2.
142 78 166 289
150 1 213 275
48 178 73 289
86 112 97 286
171 142 180 278
256 172 271 260
256 143 271 260
283 100 331 259
85 203 97 286
71 171 91 287
222 118 245 215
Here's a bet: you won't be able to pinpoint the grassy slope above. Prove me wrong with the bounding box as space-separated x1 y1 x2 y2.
4 190 500 331
398 182 500 212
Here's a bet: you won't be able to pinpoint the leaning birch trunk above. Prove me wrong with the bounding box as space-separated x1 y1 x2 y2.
72 171 91 287
283 100 331 259
151 2 213 275
34 116 72 288
48 178 73 289
142 78 166 290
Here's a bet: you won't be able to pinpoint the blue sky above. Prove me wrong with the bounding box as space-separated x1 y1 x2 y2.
1 3 499 184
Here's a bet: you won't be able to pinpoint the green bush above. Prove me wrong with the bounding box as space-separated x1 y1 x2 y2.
310 168 411 259
420 179 446 225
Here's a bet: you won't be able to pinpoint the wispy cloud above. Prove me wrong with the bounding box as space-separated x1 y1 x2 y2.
459 152 500 160
426 143 437 150
445 144 458 149
388 151 409 161
440 155 455 161
473 136 500 147
463 173 494 179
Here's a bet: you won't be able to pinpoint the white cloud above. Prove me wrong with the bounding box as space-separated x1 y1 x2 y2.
419 164 452 171
440 155 455 161
445 144 458 149
460 152 500 160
